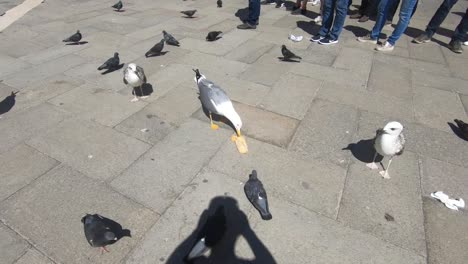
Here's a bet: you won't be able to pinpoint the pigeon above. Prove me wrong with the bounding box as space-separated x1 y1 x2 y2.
145 39 165 57
163 30 180 46
186 206 226 261
244 170 272 220
281 45 302 61
181 9 197 17
366 121 405 179
0 91 18 115
206 31 222 41
97 52 120 71
63 30 82 43
81 214 130 253
112 0 123 11
124 63 147 102
454 119 468 139
217 0 222 8
193 69 242 137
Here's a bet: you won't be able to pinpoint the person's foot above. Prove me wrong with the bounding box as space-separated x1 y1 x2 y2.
413 33 431 44
319 37 338 45
357 34 377 44
275 0 282 7
448 40 463 54
375 41 394 52
237 23 256 29
291 8 306 15
310 34 324 42
350 13 362 19
291 5 300 11
464 41 468 46
358 15 369 22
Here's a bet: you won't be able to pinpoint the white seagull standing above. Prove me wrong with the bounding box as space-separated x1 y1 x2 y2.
123 63 147 102
366 121 405 179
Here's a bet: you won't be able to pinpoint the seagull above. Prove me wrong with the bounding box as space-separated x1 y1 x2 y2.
124 63 147 102
180 9 197 17
454 119 468 139
193 69 242 138
112 0 123 11
186 206 226 261
63 30 82 44
145 39 165 57
244 170 272 220
97 52 120 71
206 31 222 41
162 30 179 46
281 45 302 61
217 0 222 7
81 214 130 254
366 121 405 179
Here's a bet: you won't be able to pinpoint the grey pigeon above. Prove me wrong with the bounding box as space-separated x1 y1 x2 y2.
244 170 272 220
63 30 82 43
217 0 222 7
281 45 301 61
81 214 131 253
186 206 226 261
112 0 123 11
124 63 147 102
97 52 120 71
145 39 165 57
181 9 197 17
163 30 179 46
454 119 468 139
206 31 222 41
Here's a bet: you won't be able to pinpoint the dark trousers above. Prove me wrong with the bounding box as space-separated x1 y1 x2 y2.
359 0 376 16
248 0 261 24
425 0 466 41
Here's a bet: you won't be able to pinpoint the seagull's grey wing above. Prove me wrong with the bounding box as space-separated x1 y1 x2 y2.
136 66 146 83
207 84 231 107
396 133 405 155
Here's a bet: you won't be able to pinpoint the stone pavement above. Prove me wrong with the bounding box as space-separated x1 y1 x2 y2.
0 0 468 263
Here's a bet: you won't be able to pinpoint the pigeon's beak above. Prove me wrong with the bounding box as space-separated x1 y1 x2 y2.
236 129 241 137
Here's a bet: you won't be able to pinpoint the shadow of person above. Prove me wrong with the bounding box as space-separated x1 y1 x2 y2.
448 121 468 141
166 196 277 264
98 215 132 243
101 63 125 75
296 21 321 35
342 138 383 164
0 91 18 116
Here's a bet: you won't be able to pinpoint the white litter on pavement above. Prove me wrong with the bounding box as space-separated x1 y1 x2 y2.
289 34 303 42
431 191 465 211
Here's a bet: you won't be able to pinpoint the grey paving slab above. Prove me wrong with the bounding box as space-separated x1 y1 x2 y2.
111 119 230 214
249 195 425 264
208 138 347 218
413 85 467 133
0 223 29 264
48 84 148 127
224 38 274 64
291 61 367 87
299 41 338 66
126 169 254 264
333 47 373 79
3 54 87 88
368 60 412 98
408 42 446 64
19 43 88 65
317 80 415 122
26 118 150 181
447 54 468 81
15 248 54 264
240 59 293 87
0 53 31 78
260 73 319 120
0 103 69 155
423 197 468 264
412 70 468 95
0 165 159 264
220 77 271 107
289 99 358 166
373 52 452 77
0 144 58 202
0 39 47 58
459 94 468 115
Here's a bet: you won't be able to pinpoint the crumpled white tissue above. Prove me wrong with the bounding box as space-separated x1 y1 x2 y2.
289 34 303 42
431 191 465 211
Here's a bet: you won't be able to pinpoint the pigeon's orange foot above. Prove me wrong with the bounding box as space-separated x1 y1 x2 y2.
211 123 219 130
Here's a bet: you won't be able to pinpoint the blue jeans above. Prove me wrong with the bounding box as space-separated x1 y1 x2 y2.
370 0 417 45
248 0 261 25
318 0 350 40
425 0 458 37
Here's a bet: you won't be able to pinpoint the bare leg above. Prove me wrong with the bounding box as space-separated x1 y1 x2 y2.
366 152 379 170
379 157 393 179
131 87 139 102
209 113 219 130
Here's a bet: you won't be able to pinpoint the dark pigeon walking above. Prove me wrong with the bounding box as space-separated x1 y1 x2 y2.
217 0 222 7
281 45 302 61
145 39 165 57
81 214 131 254
454 119 468 139
97 52 120 71
206 31 222 41
181 9 197 17
163 30 180 46
244 170 272 220
112 0 123 11
63 30 82 43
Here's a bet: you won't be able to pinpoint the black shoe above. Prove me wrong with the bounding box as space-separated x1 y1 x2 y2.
358 15 369 22
261 0 274 5
275 0 282 7
310 34 324 42
349 13 362 19
448 40 463 54
237 23 256 30
319 37 338 45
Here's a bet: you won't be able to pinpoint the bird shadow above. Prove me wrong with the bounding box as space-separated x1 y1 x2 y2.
66 41 88 45
342 138 383 164
132 83 154 97
98 215 132 244
447 122 468 141
278 57 300 63
100 63 124 75
145 51 169 57
200 105 235 131
296 21 321 35
0 91 18 116
113 9 125 12
235 7 249 22
206 37 222 42
167 42 180 47
165 196 277 264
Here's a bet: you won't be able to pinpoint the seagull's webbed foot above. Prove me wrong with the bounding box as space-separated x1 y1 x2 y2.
379 170 390 179
366 162 379 170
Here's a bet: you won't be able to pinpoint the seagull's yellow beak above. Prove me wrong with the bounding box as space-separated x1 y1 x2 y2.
236 129 241 137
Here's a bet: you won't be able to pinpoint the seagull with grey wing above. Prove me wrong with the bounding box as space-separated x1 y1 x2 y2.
193 69 242 137
124 63 147 102
366 121 405 179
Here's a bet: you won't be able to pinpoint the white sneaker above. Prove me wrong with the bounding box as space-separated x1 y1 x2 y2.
310 0 320 6
464 41 468 46
314 15 322 23
375 41 394 51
